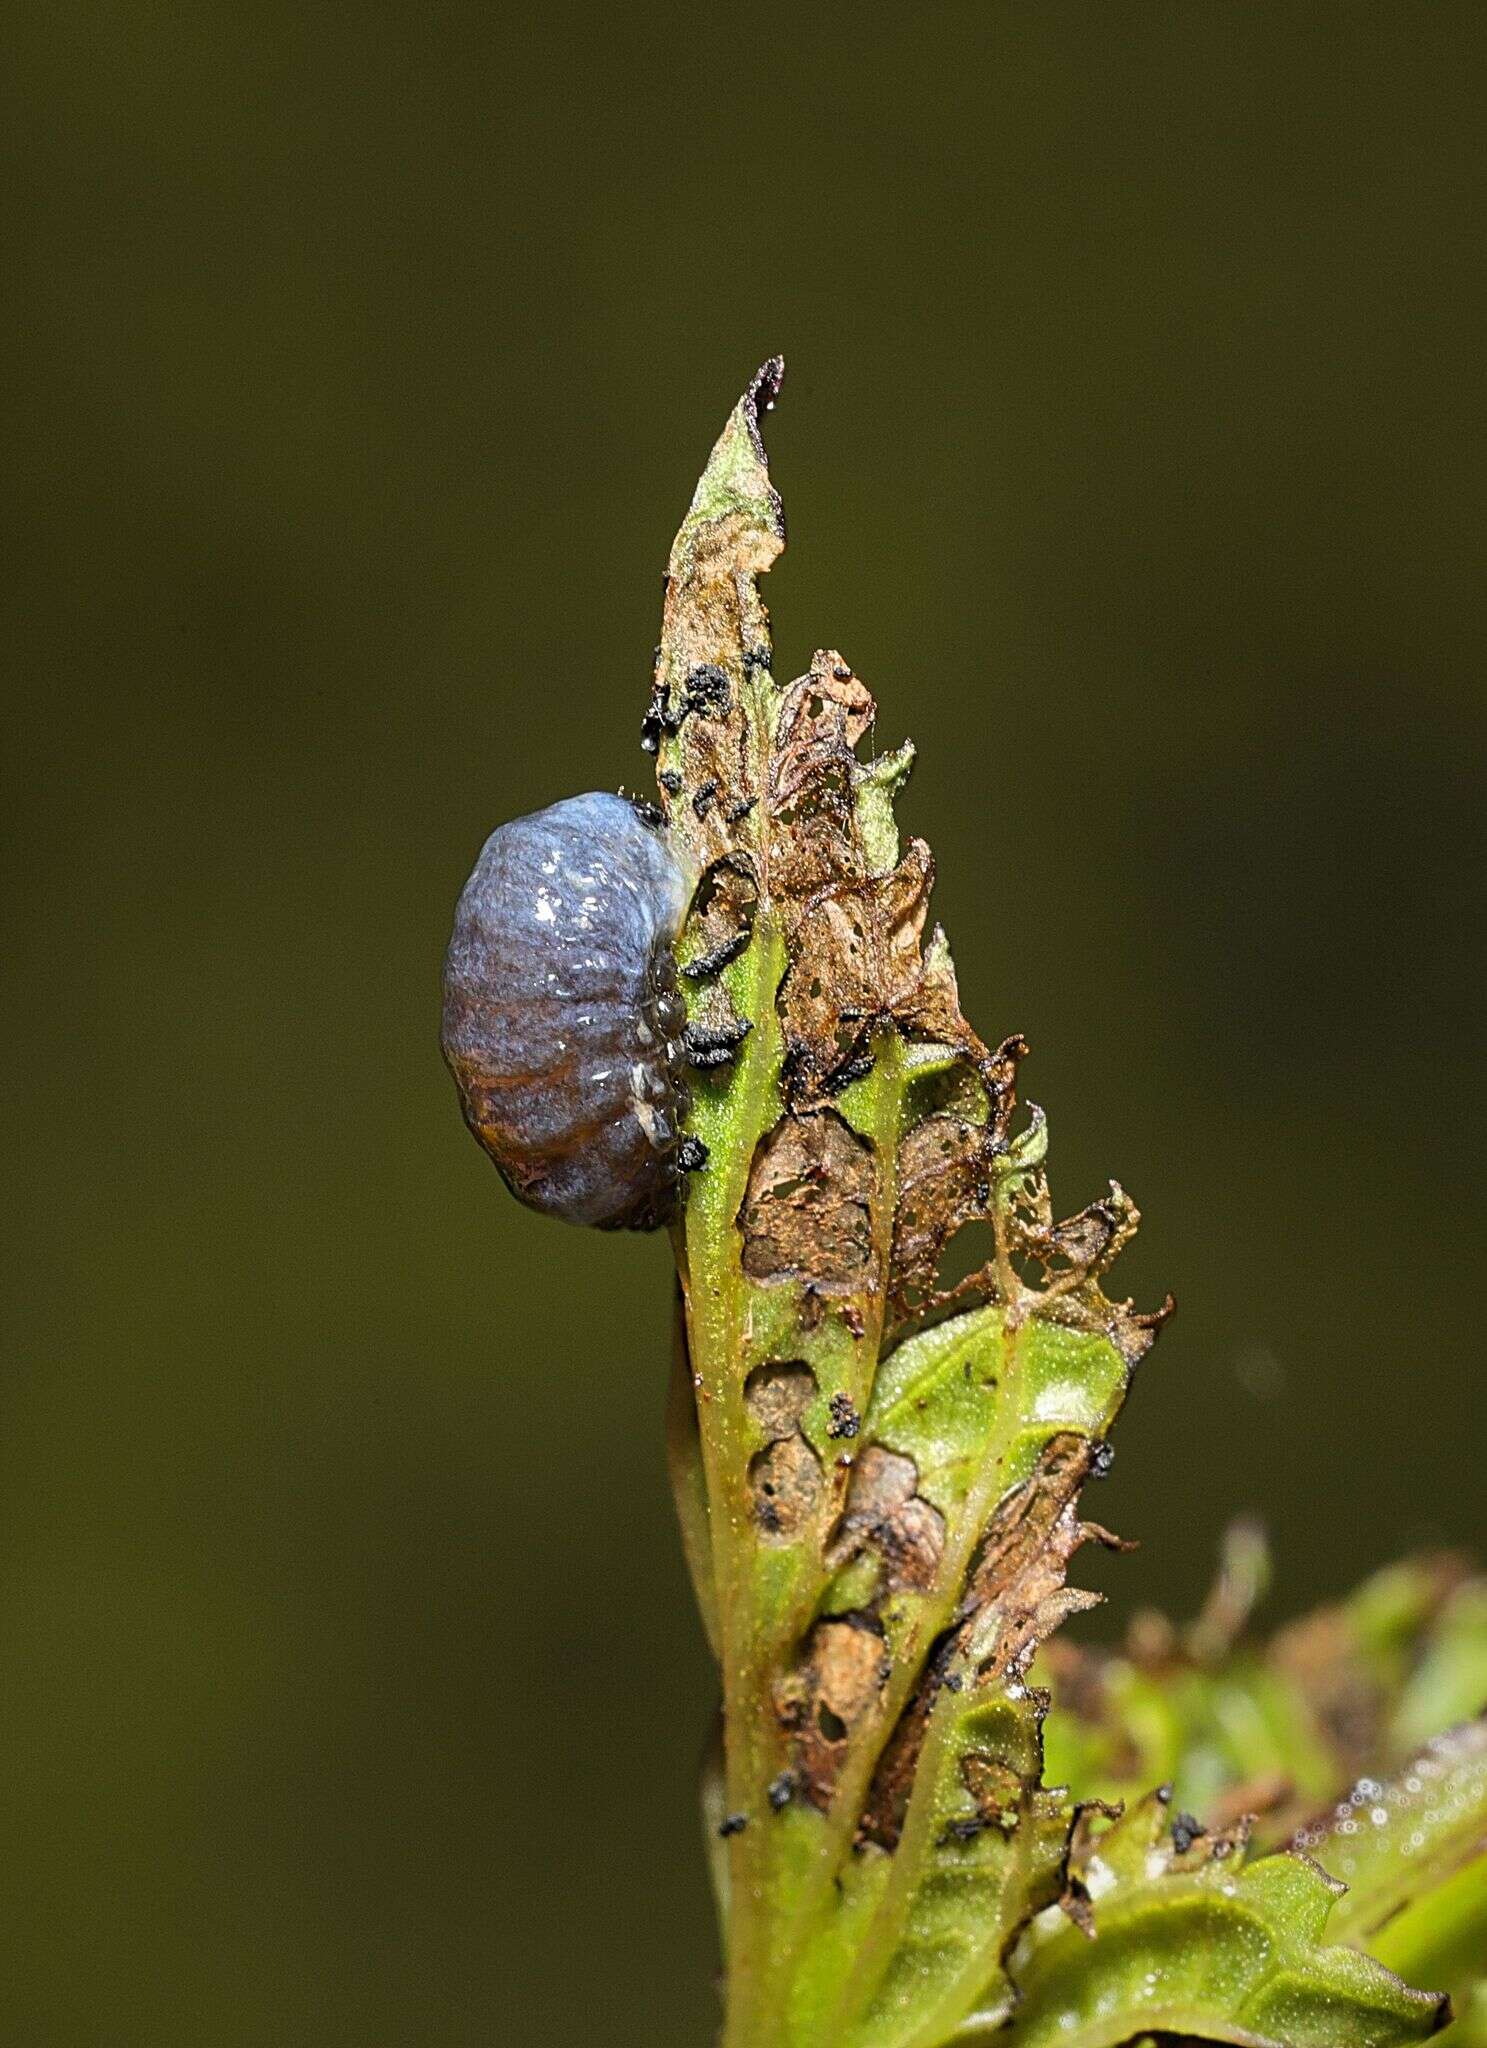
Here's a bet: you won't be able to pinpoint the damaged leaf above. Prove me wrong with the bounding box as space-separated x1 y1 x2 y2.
763 1302 1140 2048
654 368 1157 2048
778 1613 893 1806
778 839 935 1099
741 1110 877 1288
639 367 1461 2048
966 1792 1450 2048
1041 1542 1487 1851
752 1432 826 1541
826 1445 947 1595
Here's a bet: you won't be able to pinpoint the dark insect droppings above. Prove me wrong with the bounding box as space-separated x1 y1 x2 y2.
825 1047 877 1093
682 664 732 718
682 931 752 981
683 1017 752 1070
1171 1812 1205 1854
827 1392 860 1440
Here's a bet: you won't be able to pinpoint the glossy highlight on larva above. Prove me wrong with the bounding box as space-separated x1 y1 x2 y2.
440 792 694 1229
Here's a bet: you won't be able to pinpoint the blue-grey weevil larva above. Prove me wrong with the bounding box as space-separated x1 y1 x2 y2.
441 792 696 1229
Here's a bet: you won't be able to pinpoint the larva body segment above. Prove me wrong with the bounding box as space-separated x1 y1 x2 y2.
441 792 694 1229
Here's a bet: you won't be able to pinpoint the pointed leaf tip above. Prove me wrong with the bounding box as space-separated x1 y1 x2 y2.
670 361 787 575
745 355 785 437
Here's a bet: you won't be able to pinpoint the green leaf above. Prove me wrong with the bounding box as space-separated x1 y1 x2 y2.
1291 1718 1487 1957
1042 1544 1487 1849
785 1696 1070 2048
1371 1850 1487 2015
950 1793 1448 2048
780 1310 1134 2048
648 370 1172 2048
441 361 1474 2048
1392 1586 1487 1757
1283 1716 1487 2005
1041 1644 1339 1836
641 369 1454 2048
1444 1985 1487 2045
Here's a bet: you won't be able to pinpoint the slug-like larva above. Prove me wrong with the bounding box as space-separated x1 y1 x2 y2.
441 791 698 1229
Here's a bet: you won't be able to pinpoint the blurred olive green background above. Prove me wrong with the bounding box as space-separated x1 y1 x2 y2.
4 3 1484 2042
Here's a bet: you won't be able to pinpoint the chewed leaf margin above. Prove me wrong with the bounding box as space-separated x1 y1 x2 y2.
650 366 1206 2048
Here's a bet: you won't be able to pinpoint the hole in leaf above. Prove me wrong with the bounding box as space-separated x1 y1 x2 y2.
744 1361 818 1439
741 1111 876 1287
934 1218 997 1295
749 1433 823 1541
